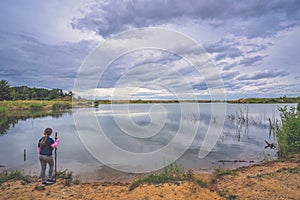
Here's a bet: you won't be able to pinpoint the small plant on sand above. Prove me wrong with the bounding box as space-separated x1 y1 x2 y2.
56 169 73 186
0 170 30 185
216 189 238 199
275 104 300 157
210 168 236 184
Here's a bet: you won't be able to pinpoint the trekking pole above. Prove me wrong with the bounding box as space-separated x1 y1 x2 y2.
54 132 58 182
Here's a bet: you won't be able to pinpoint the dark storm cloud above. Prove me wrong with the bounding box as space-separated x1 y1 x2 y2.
72 0 300 38
0 32 94 89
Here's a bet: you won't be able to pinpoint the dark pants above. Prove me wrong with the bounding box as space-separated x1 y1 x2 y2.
39 155 54 182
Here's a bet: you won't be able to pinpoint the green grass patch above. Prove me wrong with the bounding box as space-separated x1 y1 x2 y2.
0 170 30 185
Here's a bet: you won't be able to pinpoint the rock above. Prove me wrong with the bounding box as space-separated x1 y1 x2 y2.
34 184 45 191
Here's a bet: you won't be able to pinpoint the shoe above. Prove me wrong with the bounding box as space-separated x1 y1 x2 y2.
46 179 54 184
42 182 47 186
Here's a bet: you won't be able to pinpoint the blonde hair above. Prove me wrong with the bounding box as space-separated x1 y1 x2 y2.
40 128 53 147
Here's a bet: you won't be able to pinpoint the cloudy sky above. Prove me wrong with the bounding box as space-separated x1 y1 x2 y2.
0 0 299 100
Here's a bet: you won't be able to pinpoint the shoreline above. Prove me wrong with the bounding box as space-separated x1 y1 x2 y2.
1 155 299 199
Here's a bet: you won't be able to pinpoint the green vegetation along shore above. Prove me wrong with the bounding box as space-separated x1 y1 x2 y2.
0 100 71 113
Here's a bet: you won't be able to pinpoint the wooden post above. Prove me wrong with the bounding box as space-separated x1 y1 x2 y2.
54 132 58 182
24 149 26 161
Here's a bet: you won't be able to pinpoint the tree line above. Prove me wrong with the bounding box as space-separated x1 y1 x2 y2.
0 80 72 101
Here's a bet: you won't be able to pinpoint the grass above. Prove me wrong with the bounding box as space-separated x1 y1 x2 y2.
129 162 207 191
0 170 30 186
276 167 300 174
216 189 238 199
129 163 238 191
0 169 79 187
245 166 300 181
0 100 72 111
129 162 185 191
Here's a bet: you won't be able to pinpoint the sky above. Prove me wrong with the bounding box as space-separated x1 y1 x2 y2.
0 0 299 100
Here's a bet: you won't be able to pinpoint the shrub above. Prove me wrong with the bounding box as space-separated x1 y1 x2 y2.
0 106 6 116
52 102 70 110
29 103 43 110
276 105 300 157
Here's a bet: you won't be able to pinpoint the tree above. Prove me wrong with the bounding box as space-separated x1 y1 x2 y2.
0 80 11 100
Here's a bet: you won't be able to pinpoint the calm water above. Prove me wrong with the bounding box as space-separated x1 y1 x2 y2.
0 103 294 181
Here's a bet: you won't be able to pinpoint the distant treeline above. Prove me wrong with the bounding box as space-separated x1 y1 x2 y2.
94 97 300 105
228 96 300 104
0 80 72 101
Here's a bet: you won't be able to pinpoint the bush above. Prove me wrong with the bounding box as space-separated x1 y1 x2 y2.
0 106 6 116
52 102 70 110
276 104 300 157
29 103 43 110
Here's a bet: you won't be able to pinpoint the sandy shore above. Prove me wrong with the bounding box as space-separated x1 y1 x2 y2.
1 155 299 200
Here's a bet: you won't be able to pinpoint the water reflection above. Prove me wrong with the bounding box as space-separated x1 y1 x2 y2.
0 104 293 180
0 110 72 135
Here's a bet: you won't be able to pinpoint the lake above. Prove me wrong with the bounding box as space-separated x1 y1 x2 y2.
0 103 294 181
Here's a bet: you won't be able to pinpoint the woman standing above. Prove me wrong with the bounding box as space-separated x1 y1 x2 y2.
37 128 59 185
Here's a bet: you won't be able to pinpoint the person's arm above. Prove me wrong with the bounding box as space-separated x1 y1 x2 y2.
51 138 60 148
37 140 41 155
